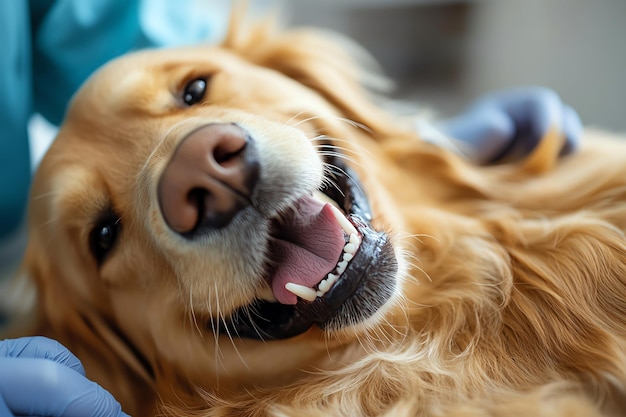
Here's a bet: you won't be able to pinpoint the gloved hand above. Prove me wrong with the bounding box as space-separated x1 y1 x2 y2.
0 336 130 417
439 87 583 163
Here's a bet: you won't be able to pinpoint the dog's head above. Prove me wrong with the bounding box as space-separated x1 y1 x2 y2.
23 19 408 406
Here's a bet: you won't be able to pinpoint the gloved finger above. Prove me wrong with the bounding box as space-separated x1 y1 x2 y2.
0 358 130 417
438 107 515 163
560 105 583 156
0 336 85 375
501 88 564 156
0 395 15 417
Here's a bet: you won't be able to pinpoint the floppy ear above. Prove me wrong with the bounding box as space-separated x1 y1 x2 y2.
222 12 406 137
18 240 156 396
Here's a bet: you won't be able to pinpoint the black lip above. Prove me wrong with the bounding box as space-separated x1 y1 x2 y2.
216 155 398 340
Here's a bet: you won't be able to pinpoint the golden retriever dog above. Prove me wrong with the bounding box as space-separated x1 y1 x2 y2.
12 13 626 417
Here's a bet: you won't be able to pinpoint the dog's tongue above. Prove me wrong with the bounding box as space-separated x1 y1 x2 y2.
269 196 345 304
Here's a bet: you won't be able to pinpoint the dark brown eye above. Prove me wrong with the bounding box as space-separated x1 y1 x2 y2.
89 216 120 265
183 78 207 105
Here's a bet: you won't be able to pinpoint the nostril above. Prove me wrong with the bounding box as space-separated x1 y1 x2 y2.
185 187 238 232
214 140 246 166
187 187 206 222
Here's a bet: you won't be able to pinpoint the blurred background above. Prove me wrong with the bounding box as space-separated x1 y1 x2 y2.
29 0 626 163
282 0 626 131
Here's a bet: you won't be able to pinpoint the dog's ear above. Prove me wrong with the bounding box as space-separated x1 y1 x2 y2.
0 266 38 338
223 12 405 137
17 240 156 392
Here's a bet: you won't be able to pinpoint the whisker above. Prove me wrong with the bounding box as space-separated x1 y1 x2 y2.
242 302 268 343
285 110 308 126
312 134 375 159
319 167 346 199
189 287 203 339
137 116 210 174
324 163 366 197
318 152 361 169
214 285 250 370
206 291 224 383
322 331 336 365
32 190 59 201
219 312 251 370
311 135 373 154
289 114 373 136
40 215 61 228
334 116 373 134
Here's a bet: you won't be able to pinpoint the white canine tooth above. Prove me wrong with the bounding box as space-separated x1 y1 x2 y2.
350 233 360 245
344 243 356 254
329 204 358 237
336 261 348 274
343 253 353 262
285 282 317 302
316 290 325 297
312 191 340 209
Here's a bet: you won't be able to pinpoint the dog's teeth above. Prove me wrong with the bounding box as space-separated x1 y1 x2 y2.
329 204 358 237
285 282 317 302
318 278 331 292
326 273 339 285
293 211 361 302
336 261 348 274
316 273 341 298
313 191 341 209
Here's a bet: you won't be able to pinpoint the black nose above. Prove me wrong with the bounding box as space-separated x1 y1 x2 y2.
158 123 259 237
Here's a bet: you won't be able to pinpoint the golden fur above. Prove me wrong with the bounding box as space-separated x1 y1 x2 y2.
12 14 626 417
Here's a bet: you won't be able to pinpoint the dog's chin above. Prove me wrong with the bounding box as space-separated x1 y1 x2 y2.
216 152 399 340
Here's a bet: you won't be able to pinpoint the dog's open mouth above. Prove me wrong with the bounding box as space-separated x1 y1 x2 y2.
219 154 398 340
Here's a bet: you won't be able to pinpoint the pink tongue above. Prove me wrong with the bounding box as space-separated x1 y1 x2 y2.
269 196 345 304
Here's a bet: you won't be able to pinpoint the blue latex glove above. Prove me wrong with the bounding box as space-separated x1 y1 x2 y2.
439 87 583 163
0 337 130 417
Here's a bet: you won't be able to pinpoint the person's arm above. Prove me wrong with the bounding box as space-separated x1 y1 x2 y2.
0 336 130 417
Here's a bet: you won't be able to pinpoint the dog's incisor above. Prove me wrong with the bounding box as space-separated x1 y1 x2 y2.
14 17 626 417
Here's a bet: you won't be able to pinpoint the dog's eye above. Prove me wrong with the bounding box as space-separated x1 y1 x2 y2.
183 78 207 106
89 218 120 264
